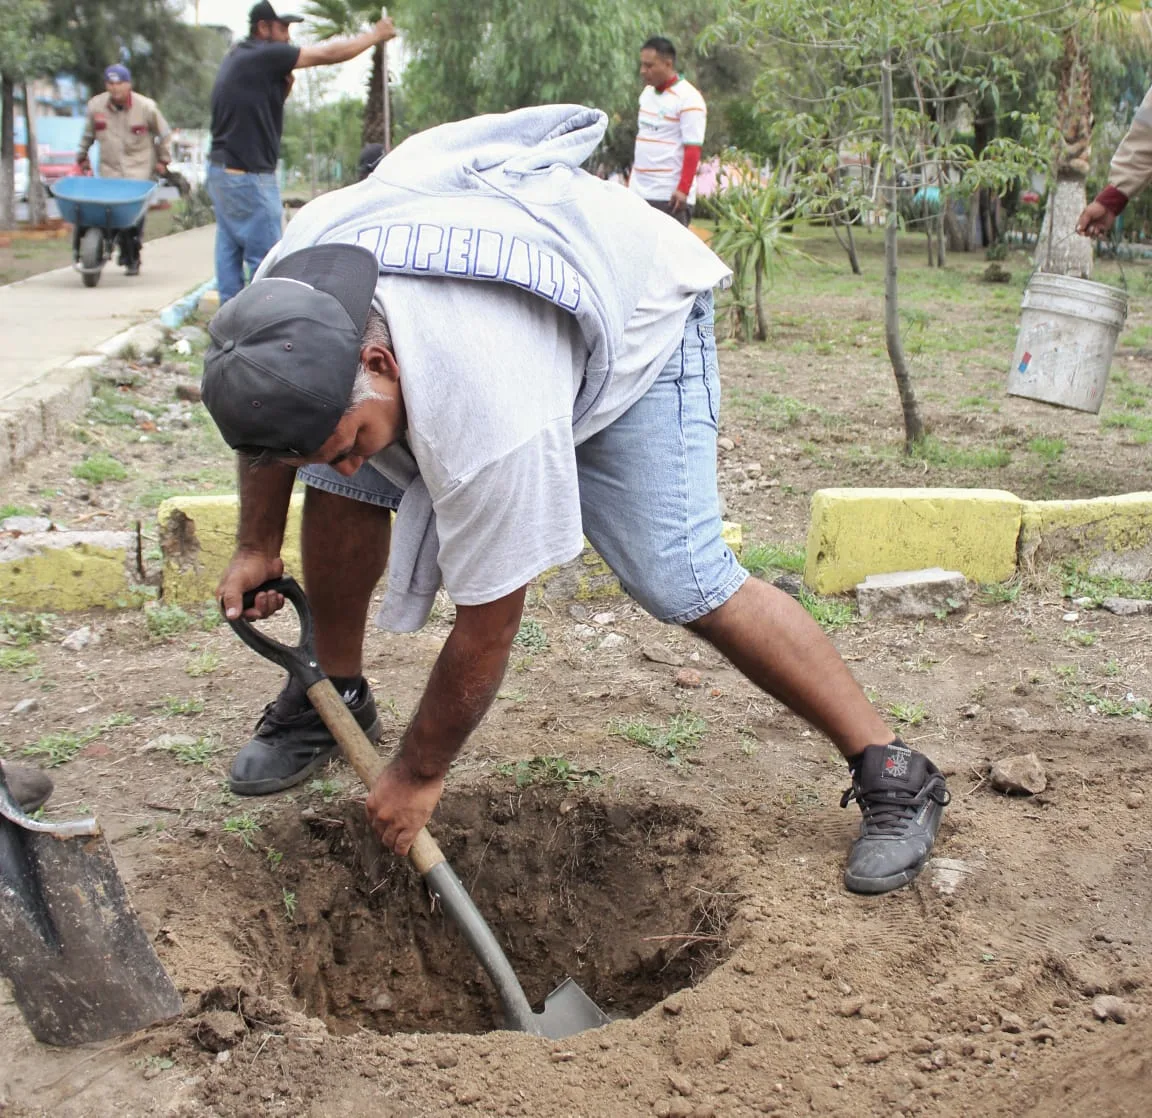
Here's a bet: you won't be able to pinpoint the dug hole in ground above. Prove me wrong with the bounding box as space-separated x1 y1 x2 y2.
1 228 1151 1116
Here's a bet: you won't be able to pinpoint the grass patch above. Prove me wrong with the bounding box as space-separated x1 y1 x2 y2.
799 588 857 632
87 386 140 427
160 696 205 716
0 610 55 647
1080 690 1151 718
158 735 218 766
978 581 1021 604
910 436 1011 470
222 813 261 849
729 389 819 430
1027 436 1066 463
1100 411 1152 444
20 713 134 767
0 649 38 672
742 541 805 577
1061 561 1152 604
72 452 128 485
496 755 602 789
609 711 707 768
0 504 36 520
186 650 222 677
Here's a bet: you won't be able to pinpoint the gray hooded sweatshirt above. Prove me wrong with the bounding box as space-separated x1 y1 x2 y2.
258 104 730 630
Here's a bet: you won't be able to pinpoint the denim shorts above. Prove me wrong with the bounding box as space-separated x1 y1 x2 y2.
299 289 746 625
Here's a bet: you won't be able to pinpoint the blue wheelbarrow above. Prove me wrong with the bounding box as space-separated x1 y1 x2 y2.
52 176 156 288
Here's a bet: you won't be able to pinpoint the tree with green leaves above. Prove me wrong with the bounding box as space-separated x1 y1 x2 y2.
0 0 68 229
708 0 1053 449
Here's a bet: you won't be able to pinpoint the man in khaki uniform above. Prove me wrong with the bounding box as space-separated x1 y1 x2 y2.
75 64 171 275
1078 84 1152 237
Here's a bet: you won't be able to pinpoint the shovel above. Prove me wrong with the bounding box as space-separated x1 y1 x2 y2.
0 771 183 1046
230 576 611 1039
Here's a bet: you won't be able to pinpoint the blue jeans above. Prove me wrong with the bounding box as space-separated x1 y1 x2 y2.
206 164 283 303
299 289 745 625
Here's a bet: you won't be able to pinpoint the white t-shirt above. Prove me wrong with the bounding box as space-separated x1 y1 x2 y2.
371 227 715 607
629 77 707 204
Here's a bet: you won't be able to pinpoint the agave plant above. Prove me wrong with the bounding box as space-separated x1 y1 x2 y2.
708 154 803 342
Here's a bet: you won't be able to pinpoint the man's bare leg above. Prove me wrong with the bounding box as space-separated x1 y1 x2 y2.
686 577 889 757
688 576 949 894
230 487 392 794
302 486 392 678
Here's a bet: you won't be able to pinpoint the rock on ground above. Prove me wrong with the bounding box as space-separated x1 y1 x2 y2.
856 568 970 620
990 753 1047 795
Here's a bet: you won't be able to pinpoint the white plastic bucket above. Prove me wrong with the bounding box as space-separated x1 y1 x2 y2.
1007 273 1128 414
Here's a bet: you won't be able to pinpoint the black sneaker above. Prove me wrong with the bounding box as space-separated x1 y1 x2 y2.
229 677 382 796
840 741 950 895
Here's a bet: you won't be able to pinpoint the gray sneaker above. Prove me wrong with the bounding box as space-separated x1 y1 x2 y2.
840 742 949 895
229 678 382 796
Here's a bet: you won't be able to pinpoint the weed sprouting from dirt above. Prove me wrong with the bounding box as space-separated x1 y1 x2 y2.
1028 436 1066 463
1079 690 1152 718
160 696 205 716
0 609 55 647
610 712 707 767
223 814 262 849
1066 629 1098 648
979 581 1021 604
910 436 1011 470
309 778 342 802
496 755 602 788
282 889 298 921
512 619 549 653
161 735 218 766
798 588 857 632
1060 561 1152 605
887 701 928 726
0 649 37 673
186 650 222 677
20 713 134 767
72 452 128 485
146 605 195 640
0 504 36 519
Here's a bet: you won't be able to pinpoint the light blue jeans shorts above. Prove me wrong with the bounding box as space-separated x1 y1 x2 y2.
299 289 747 626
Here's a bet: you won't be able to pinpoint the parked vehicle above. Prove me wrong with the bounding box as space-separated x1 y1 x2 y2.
13 157 30 201
41 150 79 192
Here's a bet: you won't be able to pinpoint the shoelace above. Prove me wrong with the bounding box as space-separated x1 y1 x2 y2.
840 774 951 835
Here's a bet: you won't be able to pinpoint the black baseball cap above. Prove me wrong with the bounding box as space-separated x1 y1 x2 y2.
249 2 304 26
202 244 380 457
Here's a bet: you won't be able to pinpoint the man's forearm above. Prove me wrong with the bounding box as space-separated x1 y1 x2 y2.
398 591 526 779
302 29 379 67
236 455 296 554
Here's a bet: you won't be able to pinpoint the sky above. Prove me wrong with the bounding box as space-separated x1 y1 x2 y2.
179 1 381 99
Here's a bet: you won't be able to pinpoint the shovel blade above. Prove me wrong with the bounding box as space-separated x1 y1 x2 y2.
534 977 612 1039
0 815 183 1046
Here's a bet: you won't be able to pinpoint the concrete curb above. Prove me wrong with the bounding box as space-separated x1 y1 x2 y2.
0 281 213 480
806 487 1152 594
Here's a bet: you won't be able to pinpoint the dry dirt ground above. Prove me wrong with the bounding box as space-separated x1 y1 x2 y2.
2 232 1152 1117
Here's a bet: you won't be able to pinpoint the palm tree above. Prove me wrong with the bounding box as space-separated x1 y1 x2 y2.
1034 1 1151 277
304 0 393 147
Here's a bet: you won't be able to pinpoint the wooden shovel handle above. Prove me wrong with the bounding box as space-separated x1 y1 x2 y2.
305 678 445 874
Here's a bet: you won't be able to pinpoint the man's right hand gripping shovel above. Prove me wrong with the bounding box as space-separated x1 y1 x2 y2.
218 551 287 621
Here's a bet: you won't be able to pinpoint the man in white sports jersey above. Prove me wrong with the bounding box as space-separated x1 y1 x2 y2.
629 36 706 226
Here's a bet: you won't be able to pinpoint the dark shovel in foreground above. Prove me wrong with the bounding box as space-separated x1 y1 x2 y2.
230 576 611 1039
0 773 183 1046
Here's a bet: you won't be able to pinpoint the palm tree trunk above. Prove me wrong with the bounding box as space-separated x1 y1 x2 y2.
362 43 385 146
1035 30 1094 277
754 264 767 341
881 55 924 450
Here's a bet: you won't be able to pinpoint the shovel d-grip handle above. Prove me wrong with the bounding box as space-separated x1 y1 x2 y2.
228 576 445 875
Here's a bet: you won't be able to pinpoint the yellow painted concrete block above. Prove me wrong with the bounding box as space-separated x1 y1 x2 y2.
1019 492 1152 579
158 494 304 606
0 531 148 610
805 488 1023 595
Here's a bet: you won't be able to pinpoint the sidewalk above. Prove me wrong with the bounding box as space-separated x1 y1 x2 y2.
0 224 216 476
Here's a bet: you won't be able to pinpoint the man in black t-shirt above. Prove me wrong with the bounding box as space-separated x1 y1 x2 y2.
208 1 395 303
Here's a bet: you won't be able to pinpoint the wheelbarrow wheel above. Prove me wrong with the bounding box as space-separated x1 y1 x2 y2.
79 228 103 288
